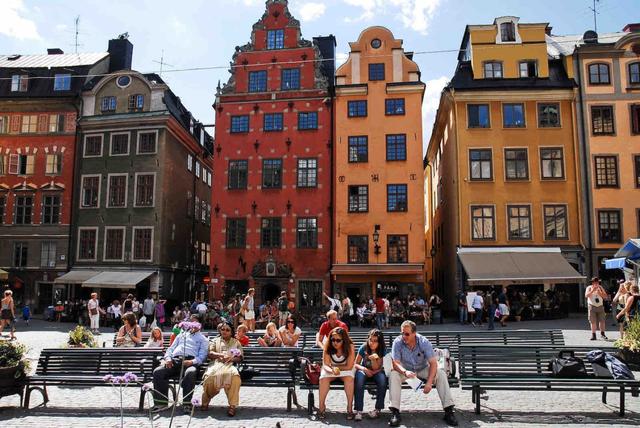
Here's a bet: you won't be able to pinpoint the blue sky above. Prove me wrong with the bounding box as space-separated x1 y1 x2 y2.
0 0 636 151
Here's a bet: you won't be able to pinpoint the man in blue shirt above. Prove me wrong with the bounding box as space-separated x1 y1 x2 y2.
152 316 209 412
389 320 457 426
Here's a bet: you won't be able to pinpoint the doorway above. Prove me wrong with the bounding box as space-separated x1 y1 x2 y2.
262 282 281 303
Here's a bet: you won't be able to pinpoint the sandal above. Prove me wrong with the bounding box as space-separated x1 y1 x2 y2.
347 412 355 420
227 406 236 417
316 410 326 420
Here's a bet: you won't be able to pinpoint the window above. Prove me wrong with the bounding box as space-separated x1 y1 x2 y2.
11 75 28 92
14 196 33 224
504 148 529 180
348 136 368 162
110 133 129 155
187 154 193 171
13 243 28 267
230 115 249 133
387 235 408 263
348 100 367 117
297 158 317 188
101 96 117 112
52 73 71 91
589 63 610 84
298 112 318 130
0 155 4 175
540 148 565 179
78 228 97 260
635 156 640 188
467 104 490 128
107 175 127 207
267 29 284 49
248 71 267 92
484 62 503 78
48 114 65 132
387 184 408 212
386 134 407 161
21 115 37 133
137 131 157 154
135 174 155 207
508 205 531 240
368 63 385 81
500 22 516 42
598 210 621 243
471 205 495 240
128 94 144 111
348 236 368 263
262 159 282 189
519 61 537 77
84 135 103 157
503 103 525 127
544 205 568 239
81 175 100 208
0 196 5 224
281 68 300 90
228 160 248 189
40 242 56 268
133 227 153 261
263 113 283 131
385 99 405 115
630 63 640 84
469 149 492 180
538 103 560 127
0 116 8 133
42 195 61 224
348 185 368 212
45 154 62 175
630 105 640 135
226 218 246 249
594 156 618 188
104 228 125 261
261 217 281 248
297 218 318 249
591 106 615 135
8 154 34 175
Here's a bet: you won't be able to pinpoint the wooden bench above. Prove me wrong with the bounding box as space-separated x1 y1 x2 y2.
24 348 163 410
459 345 640 416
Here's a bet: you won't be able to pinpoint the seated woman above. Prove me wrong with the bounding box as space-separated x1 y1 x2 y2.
145 326 164 348
257 322 282 347
236 324 250 347
317 327 355 420
115 312 142 347
353 329 388 420
201 321 243 416
278 316 302 347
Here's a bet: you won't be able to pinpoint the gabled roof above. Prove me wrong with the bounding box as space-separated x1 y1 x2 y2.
0 52 108 69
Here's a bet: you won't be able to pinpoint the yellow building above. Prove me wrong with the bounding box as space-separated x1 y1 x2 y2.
426 17 585 310
332 27 426 301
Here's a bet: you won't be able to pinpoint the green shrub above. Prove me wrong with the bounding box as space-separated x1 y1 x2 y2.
615 315 640 353
66 325 97 348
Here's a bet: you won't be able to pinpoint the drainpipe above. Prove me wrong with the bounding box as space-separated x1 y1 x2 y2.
329 85 335 298
68 95 83 300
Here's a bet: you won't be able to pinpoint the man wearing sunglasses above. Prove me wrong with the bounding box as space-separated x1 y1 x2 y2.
389 320 458 426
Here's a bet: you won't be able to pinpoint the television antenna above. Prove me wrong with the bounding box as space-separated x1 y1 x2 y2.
588 0 600 33
74 16 81 53
152 50 174 76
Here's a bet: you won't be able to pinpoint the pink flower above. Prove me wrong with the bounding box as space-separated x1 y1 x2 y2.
191 397 201 407
229 348 241 358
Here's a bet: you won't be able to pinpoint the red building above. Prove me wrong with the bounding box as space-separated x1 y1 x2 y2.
212 0 335 311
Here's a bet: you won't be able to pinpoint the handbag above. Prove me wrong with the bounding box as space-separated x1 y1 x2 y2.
238 363 260 381
89 307 98 316
299 357 321 385
548 350 588 378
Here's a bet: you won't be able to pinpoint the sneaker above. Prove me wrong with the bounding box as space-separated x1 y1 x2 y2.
590 333 596 341
368 409 380 419
601 333 608 340
355 412 363 421
443 408 459 427
389 408 401 427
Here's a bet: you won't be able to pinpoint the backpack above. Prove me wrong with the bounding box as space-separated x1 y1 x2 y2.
278 297 288 312
548 350 587 378
433 347 455 378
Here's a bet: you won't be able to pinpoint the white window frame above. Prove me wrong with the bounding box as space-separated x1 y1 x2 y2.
495 17 522 44
106 173 128 208
133 172 156 208
45 153 62 175
103 226 126 262
109 132 131 157
77 226 99 261
207 170 212 187
187 154 193 171
11 75 28 92
53 74 71 91
131 226 154 262
21 115 37 133
80 174 102 209
136 129 158 155
195 161 201 178
202 168 208 183
83 134 103 158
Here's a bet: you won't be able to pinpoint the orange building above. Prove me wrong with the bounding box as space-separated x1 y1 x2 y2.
332 27 426 302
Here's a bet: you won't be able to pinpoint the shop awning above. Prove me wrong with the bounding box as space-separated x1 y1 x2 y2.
54 270 100 284
0 269 8 280
605 257 626 270
458 248 585 285
82 271 155 289
614 239 640 261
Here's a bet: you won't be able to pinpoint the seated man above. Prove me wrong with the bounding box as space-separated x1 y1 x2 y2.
389 320 458 427
315 309 348 348
152 315 209 413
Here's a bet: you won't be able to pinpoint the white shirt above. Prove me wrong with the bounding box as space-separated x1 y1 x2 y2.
196 303 208 314
88 299 99 311
110 305 122 318
472 295 484 309
278 325 302 347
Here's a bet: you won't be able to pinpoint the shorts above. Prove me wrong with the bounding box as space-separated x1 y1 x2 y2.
498 304 509 316
1 309 12 320
588 305 606 324
319 367 355 380
244 310 255 320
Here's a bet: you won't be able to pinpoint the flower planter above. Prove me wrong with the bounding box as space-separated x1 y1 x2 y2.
0 364 22 388
619 348 640 370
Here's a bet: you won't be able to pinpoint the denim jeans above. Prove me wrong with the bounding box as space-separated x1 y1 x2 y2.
376 313 385 330
458 306 467 324
354 370 387 411
473 308 483 324
487 305 495 330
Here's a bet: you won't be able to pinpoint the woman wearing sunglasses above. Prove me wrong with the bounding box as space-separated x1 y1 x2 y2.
279 316 302 347
318 326 356 419
353 329 388 421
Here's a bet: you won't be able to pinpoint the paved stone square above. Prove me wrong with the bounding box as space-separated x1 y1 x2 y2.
1 316 639 427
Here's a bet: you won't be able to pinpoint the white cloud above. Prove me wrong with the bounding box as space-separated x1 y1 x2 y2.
422 76 448 153
343 0 442 35
0 0 40 40
55 24 68 31
297 2 327 22
336 52 349 65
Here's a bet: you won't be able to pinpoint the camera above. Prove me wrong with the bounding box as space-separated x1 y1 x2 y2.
594 297 600 304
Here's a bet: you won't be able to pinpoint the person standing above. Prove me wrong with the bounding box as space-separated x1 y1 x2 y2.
87 293 105 335
277 291 290 328
471 291 484 327
616 284 640 328
109 300 122 331
341 295 353 330
456 291 467 325
585 277 608 340
497 287 510 327
143 295 156 331
486 288 496 331
0 290 16 340
429 293 443 324
612 282 630 338
374 295 386 330
243 288 256 332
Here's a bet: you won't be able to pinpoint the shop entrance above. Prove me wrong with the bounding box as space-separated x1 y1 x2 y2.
262 282 281 303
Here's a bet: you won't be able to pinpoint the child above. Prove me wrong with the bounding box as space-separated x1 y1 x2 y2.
236 324 250 347
22 305 31 326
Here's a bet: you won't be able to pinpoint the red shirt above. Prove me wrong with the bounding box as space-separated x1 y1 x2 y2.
237 334 249 347
375 298 385 313
318 320 348 339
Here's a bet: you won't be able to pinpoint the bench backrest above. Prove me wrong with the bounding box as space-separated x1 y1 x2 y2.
242 347 302 379
111 331 210 348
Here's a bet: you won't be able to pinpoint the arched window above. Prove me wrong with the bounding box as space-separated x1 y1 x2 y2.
588 63 610 84
629 62 640 84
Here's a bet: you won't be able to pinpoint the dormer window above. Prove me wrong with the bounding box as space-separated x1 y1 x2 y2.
519 61 537 78
484 62 503 78
267 29 284 50
500 22 516 42
53 74 71 91
128 94 144 111
11 75 28 92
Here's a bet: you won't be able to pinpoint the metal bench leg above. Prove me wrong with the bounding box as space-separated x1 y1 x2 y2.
474 386 481 415
139 388 146 411
291 388 299 407
307 391 314 415
23 387 31 409
602 386 607 404
619 386 625 417
287 388 292 412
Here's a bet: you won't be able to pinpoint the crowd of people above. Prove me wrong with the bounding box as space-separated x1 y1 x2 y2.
587 277 640 341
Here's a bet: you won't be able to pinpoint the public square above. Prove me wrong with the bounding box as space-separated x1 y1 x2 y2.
1 316 638 428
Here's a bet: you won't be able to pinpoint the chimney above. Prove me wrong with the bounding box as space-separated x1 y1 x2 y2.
623 23 640 33
47 48 64 55
108 34 133 72
545 26 553 36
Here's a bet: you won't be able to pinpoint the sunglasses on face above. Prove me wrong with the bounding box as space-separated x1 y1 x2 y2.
331 338 343 343
286 320 295 324
220 328 231 332
402 332 413 337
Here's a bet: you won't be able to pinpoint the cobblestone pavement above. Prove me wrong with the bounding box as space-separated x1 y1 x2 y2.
1 316 638 427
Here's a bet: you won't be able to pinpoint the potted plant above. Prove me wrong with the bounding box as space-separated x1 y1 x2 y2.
66 325 98 348
0 341 29 389
614 316 640 370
